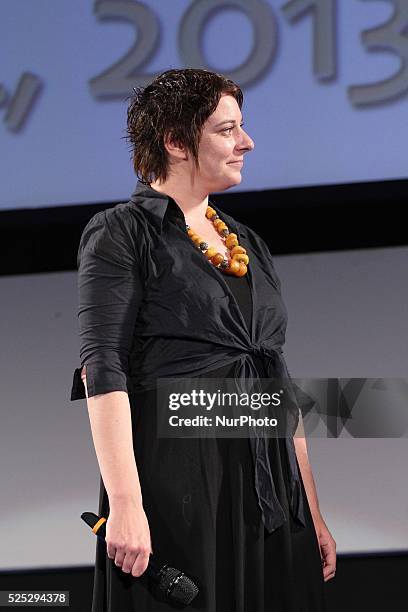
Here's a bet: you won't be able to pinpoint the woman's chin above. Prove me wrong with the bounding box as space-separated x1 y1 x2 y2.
228 172 243 187
225 171 243 187
208 173 243 193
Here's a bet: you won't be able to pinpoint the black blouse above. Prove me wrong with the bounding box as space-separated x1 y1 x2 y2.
70 180 306 535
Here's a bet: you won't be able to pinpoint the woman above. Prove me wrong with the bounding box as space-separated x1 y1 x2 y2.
71 68 336 611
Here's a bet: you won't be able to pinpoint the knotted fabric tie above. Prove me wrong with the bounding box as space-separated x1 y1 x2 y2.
232 344 306 534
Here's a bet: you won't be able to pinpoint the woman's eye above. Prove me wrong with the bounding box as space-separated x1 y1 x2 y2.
222 124 244 134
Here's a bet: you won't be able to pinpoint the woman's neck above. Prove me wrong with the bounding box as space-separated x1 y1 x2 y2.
149 178 210 223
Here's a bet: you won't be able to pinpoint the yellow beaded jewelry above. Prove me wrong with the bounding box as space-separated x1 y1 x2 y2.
186 205 249 277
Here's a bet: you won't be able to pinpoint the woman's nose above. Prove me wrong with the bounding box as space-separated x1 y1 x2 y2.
241 131 255 152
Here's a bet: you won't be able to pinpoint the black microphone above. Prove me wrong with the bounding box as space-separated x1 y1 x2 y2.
81 511 199 607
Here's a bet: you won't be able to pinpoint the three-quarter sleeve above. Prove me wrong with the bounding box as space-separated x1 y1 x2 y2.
70 207 144 401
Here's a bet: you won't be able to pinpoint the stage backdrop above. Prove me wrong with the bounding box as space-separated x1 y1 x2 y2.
1 0 408 209
1 0 407 571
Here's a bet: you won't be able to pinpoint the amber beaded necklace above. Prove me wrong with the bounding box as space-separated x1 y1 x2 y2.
185 204 249 277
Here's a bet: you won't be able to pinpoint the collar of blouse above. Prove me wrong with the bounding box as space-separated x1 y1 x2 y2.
130 180 243 239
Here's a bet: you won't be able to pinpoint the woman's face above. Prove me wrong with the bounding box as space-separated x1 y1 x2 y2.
195 93 255 192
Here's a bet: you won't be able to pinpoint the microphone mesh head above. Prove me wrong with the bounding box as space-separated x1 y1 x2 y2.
158 566 199 606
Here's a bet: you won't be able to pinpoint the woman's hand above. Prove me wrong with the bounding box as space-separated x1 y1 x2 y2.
312 514 337 582
105 497 153 578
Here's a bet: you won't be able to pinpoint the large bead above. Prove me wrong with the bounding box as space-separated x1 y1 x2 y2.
225 233 238 246
230 245 246 256
205 247 217 259
226 236 239 249
217 223 228 234
228 259 240 274
232 253 249 265
211 253 225 266
235 262 247 277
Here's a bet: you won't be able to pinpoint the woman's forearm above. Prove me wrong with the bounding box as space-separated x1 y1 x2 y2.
82 369 143 505
293 435 322 522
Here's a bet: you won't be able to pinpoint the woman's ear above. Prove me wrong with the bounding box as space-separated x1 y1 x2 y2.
163 130 188 160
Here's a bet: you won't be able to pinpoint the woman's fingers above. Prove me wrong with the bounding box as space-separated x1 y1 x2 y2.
323 567 336 581
114 547 127 569
106 542 117 561
106 543 127 568
322 546 337 581
117 547 138 574
117 545 151 576
105 505 152 578
131 548 151 577
107 544 150 577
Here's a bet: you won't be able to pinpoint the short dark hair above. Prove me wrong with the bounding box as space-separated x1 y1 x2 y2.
125 68 243 185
